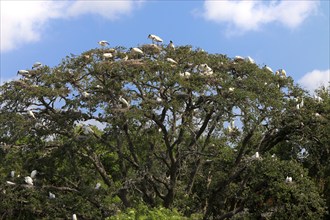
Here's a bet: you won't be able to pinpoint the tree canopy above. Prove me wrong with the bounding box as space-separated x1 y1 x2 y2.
0 42 329 219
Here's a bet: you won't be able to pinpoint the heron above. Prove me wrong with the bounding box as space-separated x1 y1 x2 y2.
25 176 33 185
314 94 323 103
82 91 90 98
252 152 260 159
148 34 163 44
72 214 78 220
10 171 15 178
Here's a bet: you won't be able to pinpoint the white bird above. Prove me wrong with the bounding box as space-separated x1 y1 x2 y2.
285 176 293 183
10 171 15 178
81 91 90 98
252 152 260 159
167 40 175 49
228 120 235 133
166 58 177 64
82 124 94 135
72 214 78 220
103 53 113 59
234 56 244 62
98 40 109 47
245 56 255 64
296 104 300 110
314 95 323 103
156 97 163 103
31 170 37 178
95 85 103 89
279 69 286 78
300 98 304 108
6 181 16 185
27 110 36 119
95 182 101 190
32 62 42 69
17 70 30 76
148 34 163 44
49 192 56 199
25 176 33 186
179 71 191 79
264 65 273 73
119 96 130 108
130 47 144 55
229 87 235 92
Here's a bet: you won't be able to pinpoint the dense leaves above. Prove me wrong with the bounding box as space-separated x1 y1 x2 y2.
0 44 329 219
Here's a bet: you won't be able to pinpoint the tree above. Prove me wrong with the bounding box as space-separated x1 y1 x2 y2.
0 43 328 219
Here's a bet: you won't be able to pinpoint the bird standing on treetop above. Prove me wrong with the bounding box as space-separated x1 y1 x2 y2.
148 34 163 44
167 40 175 49
98 40 109 47
25 176 33 186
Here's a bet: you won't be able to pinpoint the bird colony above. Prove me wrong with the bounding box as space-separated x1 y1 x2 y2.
2 33 327 219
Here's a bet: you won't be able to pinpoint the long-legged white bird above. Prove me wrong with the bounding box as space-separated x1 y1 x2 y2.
119 96 130 108
28 110 36 119
25 176 33 186
31 170 37 178
98 40 109 47
167 40 175 50
148 34 163 44
32 62 42 69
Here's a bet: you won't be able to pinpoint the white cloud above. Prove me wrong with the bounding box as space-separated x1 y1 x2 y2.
0 1 142 52
298 69 330 93
201 0 319 34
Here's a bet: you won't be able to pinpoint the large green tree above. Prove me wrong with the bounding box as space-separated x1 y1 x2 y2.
0 43 328 219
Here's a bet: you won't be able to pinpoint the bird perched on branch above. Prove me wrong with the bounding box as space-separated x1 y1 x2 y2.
148 34 163 44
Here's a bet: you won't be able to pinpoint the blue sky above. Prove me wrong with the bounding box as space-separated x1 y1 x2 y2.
1 0 329 93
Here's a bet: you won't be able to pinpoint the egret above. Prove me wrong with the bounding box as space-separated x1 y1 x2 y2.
285 176 293 183
95 182 101 190
17 70 30 76
31 170 37 178
166 58 177 64
130 47 144 55
264 65 273 73
6 181 16 185
49 192 56 199
103 53 113 59
148 34 163 44
119 96 130 108
27 110 36 119
25 176 33 186
72 214 78 220
156 97 163 103
32 62 42 69
167 40 175 49
98 40 109 47
229 87 235 92
296 104 300 110
10 171 15 178
95 85 103 89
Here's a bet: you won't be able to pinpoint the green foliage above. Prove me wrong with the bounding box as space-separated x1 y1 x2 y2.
0 43 329 219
